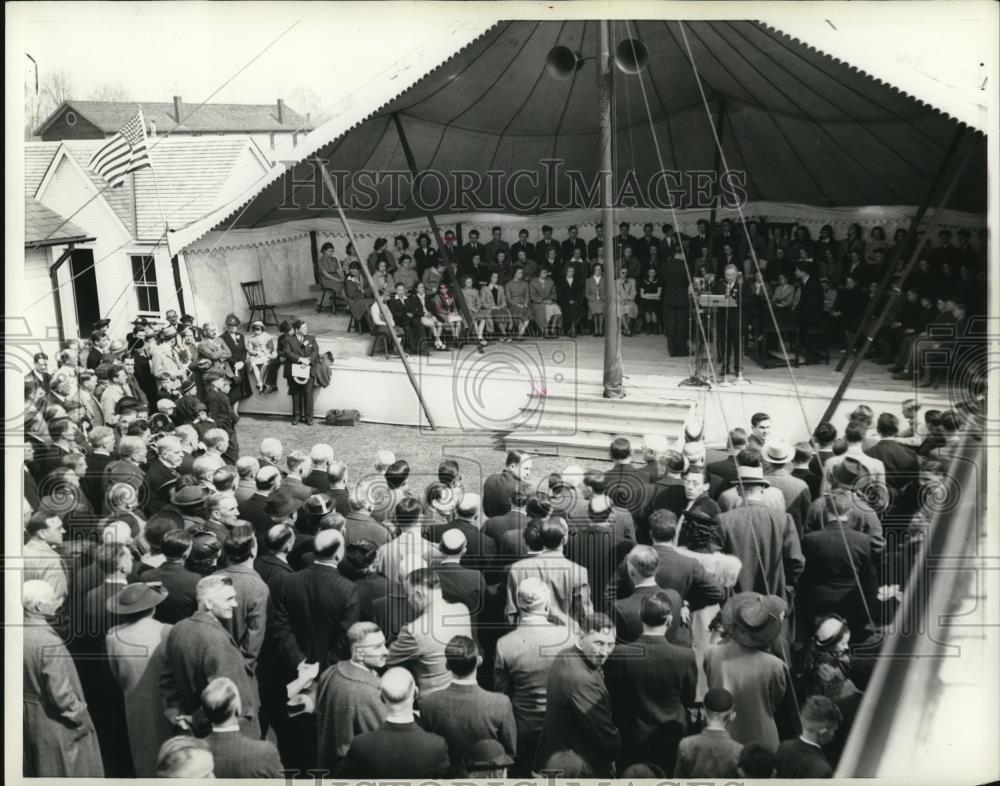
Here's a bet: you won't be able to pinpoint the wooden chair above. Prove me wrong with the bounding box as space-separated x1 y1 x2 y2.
369 329 392 359
240 280 278 326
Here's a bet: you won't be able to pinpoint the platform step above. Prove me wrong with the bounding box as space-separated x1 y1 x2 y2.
517 414 685 440
504 432 650 461
529 393 694 420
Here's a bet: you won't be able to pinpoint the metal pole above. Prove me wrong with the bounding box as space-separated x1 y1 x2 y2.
600 20 624 398
818 138 975 426
315 161 437 430
391 112 476 329
835 126 967 371
705 97 727 263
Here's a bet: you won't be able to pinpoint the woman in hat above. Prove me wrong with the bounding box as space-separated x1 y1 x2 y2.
705 592 791 748
104 583 174 777
220 313 254 410
798 615 858 702
675 506 742 700
246 321 276 393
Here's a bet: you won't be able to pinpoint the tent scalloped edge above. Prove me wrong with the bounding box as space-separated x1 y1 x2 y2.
756 20 985 134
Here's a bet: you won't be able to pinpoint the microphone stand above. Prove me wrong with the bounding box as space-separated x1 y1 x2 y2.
678 279 712 389
734 275 751 386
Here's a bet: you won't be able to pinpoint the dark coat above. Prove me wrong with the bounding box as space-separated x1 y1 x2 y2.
141 561 200 624
434 561 488 619
206 729 283 778
482 469 522 518
283 333 321 383
774 737 833 778
798 521 878 635
606 633 697 770
144 457 180 516
253 553 294 589
605 463 656 519
484 508 528 551
339 721 449 779
565 523 632 612
419 682 518 776
303 468 331 493
238 492 273 540
612 585 685 645
372 590 417 643
534 646 621 776
271 562 361 670
651 543 726 611
159 610 259 736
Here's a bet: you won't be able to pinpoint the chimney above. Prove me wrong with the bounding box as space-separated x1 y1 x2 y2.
173 95 183 124
149 120 157 138
276 98 285 125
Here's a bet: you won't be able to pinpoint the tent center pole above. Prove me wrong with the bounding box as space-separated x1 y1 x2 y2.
600 19 624 399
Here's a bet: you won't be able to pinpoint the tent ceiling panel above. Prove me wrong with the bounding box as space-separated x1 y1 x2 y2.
192 19 985 237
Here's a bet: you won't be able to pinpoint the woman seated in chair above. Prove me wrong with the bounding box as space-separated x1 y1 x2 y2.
557 260 586 338
615 264 639 337
772 273 798 310
481 270 512 342
432 281 464 344
585 261 606 337
530 265 562 338
372 258 393 300
344 262 375 332
247 320 277 393
409 281 445 351
461 275 488 350
369 299 408 358
492 249 513 286
505 266 532 340
316 242 345 311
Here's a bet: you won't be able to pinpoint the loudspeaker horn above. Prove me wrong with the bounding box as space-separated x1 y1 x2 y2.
615 38 648 74
546 46 584 80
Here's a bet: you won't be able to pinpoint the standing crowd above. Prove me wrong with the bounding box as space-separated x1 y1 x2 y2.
20 303 984 779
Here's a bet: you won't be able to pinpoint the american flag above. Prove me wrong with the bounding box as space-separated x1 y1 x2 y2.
88 108 151 188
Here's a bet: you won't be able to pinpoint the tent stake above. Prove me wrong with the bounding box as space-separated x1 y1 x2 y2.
315 161 437 431
818 137 975 427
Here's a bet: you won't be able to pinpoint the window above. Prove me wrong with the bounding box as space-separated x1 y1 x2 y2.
65 110 77 126
130 255 160 312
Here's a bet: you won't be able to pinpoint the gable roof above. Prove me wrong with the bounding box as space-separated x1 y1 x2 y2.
175 18 986 242
27 136 272 245
24 196 94 247
35 100 313 137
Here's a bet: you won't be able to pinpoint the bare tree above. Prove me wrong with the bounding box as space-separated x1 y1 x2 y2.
90 82 132 102
40 70 74 109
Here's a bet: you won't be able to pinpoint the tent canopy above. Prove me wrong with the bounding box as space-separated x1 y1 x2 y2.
181 20 987 243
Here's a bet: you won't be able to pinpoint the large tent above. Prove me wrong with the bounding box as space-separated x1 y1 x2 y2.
172 19 987 317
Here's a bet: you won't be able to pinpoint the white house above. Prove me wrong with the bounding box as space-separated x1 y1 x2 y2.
21 135 273 344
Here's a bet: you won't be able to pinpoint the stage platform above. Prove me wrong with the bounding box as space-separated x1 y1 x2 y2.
241 302 952 446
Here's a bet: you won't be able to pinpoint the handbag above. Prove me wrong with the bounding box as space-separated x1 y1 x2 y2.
324 409 361 426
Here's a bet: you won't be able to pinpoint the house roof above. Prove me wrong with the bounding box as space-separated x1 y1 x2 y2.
175 18 986 244
34 100 313 137
27 136 272 245
24 196 94 247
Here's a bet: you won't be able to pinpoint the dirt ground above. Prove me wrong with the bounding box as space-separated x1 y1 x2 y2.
234 414 585 496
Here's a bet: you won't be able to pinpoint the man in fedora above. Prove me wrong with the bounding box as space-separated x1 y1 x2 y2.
704 592 793 749
104 583 175 777
718 465 804 600
761 438 812 536
804 457 884 556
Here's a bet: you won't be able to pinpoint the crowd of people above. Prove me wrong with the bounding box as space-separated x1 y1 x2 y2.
20 298 984 780
316 220 987 381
